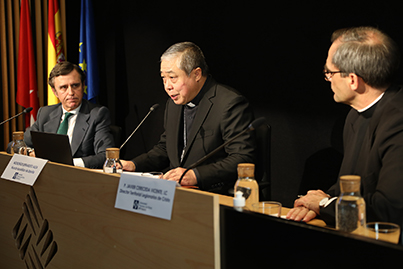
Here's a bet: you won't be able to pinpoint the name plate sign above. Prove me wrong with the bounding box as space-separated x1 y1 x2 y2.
1 154 47 186
115 173 176 220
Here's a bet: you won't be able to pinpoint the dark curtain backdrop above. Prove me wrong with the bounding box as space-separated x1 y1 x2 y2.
64 1 403 206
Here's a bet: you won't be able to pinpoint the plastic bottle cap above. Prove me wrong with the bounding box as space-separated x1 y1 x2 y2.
233 191 245 207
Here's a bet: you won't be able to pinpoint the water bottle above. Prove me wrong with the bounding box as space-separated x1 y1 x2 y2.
103 148 123 174
336 175 366 234
234 163 259 210
11 131 28 155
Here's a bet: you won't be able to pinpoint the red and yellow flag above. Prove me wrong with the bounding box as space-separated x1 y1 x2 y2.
47 0 65 105
17 0 39 127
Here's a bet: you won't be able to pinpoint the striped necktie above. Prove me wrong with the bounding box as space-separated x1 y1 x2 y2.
57 112 73 135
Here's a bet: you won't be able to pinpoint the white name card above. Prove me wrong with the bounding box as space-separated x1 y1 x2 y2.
115 172 176 220
1 154 48 186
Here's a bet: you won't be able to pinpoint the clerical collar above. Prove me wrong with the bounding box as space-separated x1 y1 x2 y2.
357 92 384 113
185 76 210 108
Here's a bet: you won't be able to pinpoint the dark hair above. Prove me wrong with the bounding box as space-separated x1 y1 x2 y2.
161 42 209 76
331 26 400 89
48 61 86 88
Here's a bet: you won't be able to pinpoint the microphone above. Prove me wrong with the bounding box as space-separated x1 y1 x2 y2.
120 104 160 150
178 117 265 184
0 107 33 126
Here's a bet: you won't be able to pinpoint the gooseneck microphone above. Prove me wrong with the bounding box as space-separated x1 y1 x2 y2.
178 117 266 184
120 104 160 150
0 107 33 126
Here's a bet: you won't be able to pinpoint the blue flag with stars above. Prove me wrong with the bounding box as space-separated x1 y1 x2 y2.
79 0 98 103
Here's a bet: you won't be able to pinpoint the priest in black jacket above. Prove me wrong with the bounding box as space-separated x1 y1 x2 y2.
121 42 255 193
287 26 403 227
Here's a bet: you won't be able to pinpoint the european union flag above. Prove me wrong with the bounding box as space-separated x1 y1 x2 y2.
79 0 98 103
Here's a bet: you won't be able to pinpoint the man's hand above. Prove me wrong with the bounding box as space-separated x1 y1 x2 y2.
286 206 317 222
286 189 328 222
120 160 136 171
28 149 35 157
163 167 197 186
294 189 329 215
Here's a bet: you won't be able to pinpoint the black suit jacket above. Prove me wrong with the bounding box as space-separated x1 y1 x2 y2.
321 85 403 226
133 77 256 192
24 99 114 169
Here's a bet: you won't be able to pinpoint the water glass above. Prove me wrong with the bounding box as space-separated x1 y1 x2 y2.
252 201 282 217
365 222 400 244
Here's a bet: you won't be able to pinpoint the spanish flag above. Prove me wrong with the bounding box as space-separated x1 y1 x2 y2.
17 0 39 127
47 0 65 105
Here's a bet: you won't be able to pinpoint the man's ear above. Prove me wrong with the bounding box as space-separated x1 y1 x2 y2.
51 88 59 98
348 73 360 91
193 67 203 82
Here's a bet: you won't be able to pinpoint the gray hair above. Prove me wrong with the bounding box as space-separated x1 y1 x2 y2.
161 42 209 76
331 26 400 89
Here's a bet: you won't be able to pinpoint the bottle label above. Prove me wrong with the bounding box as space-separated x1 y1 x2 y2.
235 186 252 199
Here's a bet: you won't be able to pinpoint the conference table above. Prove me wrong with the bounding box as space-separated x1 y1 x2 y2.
217 194 400 244
0 152 402 268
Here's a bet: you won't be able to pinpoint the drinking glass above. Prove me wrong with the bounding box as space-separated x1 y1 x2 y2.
252 201 282 217
365 222 400 244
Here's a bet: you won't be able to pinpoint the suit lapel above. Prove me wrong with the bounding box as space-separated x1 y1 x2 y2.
71 100 90 155
180 82 216 166
166 102 182 167
42 105 62 132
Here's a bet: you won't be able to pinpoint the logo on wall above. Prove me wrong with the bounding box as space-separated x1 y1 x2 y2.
12 187 57 268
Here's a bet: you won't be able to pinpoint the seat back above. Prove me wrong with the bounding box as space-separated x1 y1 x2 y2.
228 123 272 200
110 125 123 148
254 124 271 200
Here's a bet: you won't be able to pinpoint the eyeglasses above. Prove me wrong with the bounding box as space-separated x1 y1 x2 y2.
323 70 344 81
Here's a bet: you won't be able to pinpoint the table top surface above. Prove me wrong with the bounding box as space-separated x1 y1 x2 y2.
217 193 400 244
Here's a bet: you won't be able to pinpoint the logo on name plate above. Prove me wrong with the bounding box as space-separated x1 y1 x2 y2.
12 172 24 180
133 200 139 210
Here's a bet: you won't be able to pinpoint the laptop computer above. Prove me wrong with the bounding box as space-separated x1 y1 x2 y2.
30 130 74 165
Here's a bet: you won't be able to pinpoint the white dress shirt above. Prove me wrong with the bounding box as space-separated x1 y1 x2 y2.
60 104 85 167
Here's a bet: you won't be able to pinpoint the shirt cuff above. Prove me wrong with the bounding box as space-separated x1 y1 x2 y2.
325 197 338 207
73 158 85 168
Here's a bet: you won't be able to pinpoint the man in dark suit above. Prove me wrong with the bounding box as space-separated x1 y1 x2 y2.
24 61 114 169
121 42 255 192
287 27 403 227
